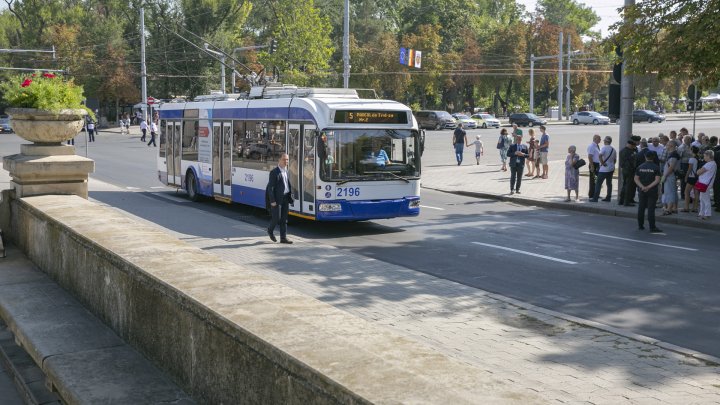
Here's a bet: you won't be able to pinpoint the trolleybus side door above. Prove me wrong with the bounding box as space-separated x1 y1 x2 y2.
172 121 182 185
166 121 181 186
211 121 233 197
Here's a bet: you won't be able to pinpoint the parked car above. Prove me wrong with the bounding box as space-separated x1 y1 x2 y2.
0 116 12 133
632 110 665 123
451 113 477 129
570 111 610 125
598 111 618 123
414 110 457 130
508 113 546 127
470 113 501 129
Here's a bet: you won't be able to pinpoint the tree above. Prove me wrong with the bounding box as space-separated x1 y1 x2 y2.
611 0 720 86
260 0 334 86
536 0 600 38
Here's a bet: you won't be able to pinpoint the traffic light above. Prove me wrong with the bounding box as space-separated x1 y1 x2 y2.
269 39 278 54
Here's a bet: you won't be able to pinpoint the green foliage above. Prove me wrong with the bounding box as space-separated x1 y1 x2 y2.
611 0 720 85
536 0 600 37
0 73 93 118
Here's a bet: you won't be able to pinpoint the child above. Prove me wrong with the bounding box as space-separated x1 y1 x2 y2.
467 135 484 165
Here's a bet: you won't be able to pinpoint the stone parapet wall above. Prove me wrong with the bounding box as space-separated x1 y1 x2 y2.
8 194 536 404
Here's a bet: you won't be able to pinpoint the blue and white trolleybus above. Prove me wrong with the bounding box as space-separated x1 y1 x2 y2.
157 85 422 221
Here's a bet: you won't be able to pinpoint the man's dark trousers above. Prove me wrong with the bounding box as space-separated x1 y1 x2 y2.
637 189 658 229
588 162 599 198
510 164 524 192
268 194 290 239
593 171 613 201
619 170 636 205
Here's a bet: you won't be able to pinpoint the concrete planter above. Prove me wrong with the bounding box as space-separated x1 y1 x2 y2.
7 108 87 145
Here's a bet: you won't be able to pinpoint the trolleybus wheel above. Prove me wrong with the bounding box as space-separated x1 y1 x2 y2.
186 170 201 202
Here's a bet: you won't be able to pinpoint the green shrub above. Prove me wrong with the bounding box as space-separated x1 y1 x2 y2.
0 72 94 119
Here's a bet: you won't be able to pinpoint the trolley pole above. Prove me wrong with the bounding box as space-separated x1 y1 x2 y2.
566 37 572 120
140 3 148 122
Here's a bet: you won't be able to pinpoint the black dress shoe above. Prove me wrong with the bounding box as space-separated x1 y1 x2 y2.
280 239 293 244
650 227 663 233
602 198 611 202
638 226 645 230
267 230 277 242
624 203 636 207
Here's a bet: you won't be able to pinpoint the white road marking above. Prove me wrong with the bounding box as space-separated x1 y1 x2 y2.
471 242 578 264
582 232 698 251
125 186 141 190
420 205 445 211
150 186 167 189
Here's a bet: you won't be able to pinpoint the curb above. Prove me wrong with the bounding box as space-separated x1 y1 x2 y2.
424 186 720 231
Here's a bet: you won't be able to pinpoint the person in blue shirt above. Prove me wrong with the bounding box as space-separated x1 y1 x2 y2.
368 142 390 166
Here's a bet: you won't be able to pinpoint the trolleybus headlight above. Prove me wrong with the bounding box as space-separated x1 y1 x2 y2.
409 200 420 208
319 203 342 212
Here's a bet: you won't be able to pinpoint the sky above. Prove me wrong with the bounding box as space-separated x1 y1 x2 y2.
516 0 626 38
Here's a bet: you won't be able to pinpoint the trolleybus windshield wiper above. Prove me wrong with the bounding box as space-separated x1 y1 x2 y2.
364 171 410 183
336 177 360 185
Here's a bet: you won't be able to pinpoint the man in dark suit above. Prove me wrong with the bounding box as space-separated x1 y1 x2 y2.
266 153 294 243
508 134 528 195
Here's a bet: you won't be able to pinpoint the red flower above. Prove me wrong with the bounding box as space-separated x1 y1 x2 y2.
31 74 36 77
21 79 32 87
42 73 56 79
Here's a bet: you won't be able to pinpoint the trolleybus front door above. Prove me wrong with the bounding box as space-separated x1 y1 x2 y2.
287 124 301 213
301 125 316 214
287 123 316 217
211 121 233 198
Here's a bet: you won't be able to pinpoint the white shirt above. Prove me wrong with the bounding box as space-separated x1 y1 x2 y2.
586 142 601 163
151 122 158 132
688 157 698 178
471 140 483 153
280 166 290 195
647 143 664 157
698 161 716 185
598 145 616 173
140 121 148 130
87 122 95 130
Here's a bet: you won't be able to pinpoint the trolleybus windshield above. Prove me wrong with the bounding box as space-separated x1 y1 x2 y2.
318 129 420 181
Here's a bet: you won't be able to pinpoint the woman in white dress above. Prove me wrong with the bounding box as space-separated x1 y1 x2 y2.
695 150 717 220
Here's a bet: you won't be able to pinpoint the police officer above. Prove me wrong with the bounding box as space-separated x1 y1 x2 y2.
634 151 663 233
619 139 638 206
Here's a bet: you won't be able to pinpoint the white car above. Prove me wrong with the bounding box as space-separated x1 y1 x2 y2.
571 111 610 125
470 113 501 129
452 113 477 129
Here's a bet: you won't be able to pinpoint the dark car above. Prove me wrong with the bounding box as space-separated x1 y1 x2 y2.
0 117 12 133
508 113 546 127
414 110 457 130
632 110 665 123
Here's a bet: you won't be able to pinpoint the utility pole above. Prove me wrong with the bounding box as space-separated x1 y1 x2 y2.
557 31 563 121
140 3 148 122
342 0 350 88
618 0 635 204
530 54 534 114
566 37 572 120
619 0 635 149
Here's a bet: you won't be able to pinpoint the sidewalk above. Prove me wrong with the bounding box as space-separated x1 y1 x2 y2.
421 159 720 231
528 112 720 126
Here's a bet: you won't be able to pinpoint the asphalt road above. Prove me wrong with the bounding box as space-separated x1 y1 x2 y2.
1 123 718 358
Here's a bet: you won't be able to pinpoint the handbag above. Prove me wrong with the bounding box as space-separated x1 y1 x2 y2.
496 135 503 149
573 157 586 170
694 182 709 192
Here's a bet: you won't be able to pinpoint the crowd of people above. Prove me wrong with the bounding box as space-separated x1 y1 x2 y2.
452 123 719 229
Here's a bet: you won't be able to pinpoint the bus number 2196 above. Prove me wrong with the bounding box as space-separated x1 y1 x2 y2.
336 187 360 197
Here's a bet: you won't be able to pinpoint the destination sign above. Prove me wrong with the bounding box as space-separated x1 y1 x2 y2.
334 110 408 124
